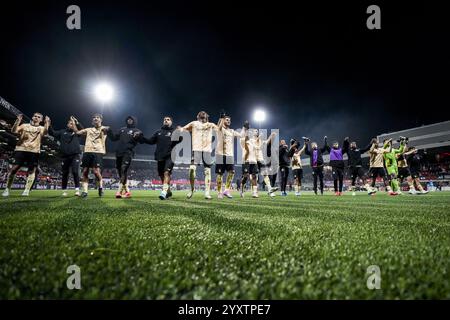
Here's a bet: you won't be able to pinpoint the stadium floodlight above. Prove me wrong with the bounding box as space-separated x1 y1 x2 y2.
253 109 266 125
93 82 115 104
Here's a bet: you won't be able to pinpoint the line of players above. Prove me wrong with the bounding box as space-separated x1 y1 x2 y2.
289 135 428 197
1 110 428 198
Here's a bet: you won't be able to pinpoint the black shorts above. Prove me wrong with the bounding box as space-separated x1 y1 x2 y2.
398 167 411 179
215 155 235 174
242 162 259 175
410 169 420 179
259 162 275 176
191 151 213 168
62 154 80 171
349 166 365 180
293 168 303 180
116 153 133 170
81 152 103 168
369 167 386 178
157 157 174 176
11 151 39 169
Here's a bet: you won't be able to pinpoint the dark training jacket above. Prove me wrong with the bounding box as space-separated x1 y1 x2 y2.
343 139 372 167
48 123 83 156
279 144 290 167
108 116 142 157
141 125 183 161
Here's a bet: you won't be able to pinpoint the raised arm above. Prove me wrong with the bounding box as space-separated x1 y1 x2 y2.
360 138 374 154
48 126 62 139
74 127 87 135
181 121 194 132
394 141 406 155
369 139 377 154
170 129 184 148
107 128 120 141
402 148 416 157
304 142 311 156
217 118 224 131
11 114 24 134
265 132 277 145
208 122 219 131
342 137 350 154
69 115 84 130
321 136 329 153
236 120 249 138
298 143 306 155
43 116 51 135
140 131 159 145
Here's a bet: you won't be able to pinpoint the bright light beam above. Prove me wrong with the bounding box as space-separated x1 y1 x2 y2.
253 109 266 123
93 82 115 104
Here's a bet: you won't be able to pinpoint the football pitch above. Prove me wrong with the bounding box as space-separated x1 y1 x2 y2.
1 190 449 299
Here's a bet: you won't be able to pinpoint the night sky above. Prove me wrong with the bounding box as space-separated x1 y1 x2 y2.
1 1 449 154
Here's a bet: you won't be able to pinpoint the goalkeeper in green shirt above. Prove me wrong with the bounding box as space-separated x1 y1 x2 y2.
383 137 406 195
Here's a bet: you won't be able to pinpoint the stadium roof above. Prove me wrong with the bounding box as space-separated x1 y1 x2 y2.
378 120 450 150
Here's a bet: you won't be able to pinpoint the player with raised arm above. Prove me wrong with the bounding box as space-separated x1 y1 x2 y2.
215 112 246 199
48 115 83 197
139 116 183 200
279 139 290 196
180 111 218 200
383 137 406 195
240 128 276 198
368 138 392 195
304 136 328 195
324 138 345 196
72 113 109 198
258 131 279 197
289 138 306 196
2 113 50 197
406 147 429 195
397 141 420 195
342 137 373 196
108 116 142 199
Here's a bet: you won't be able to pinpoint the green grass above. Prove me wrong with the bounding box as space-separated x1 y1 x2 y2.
0 189 449 299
